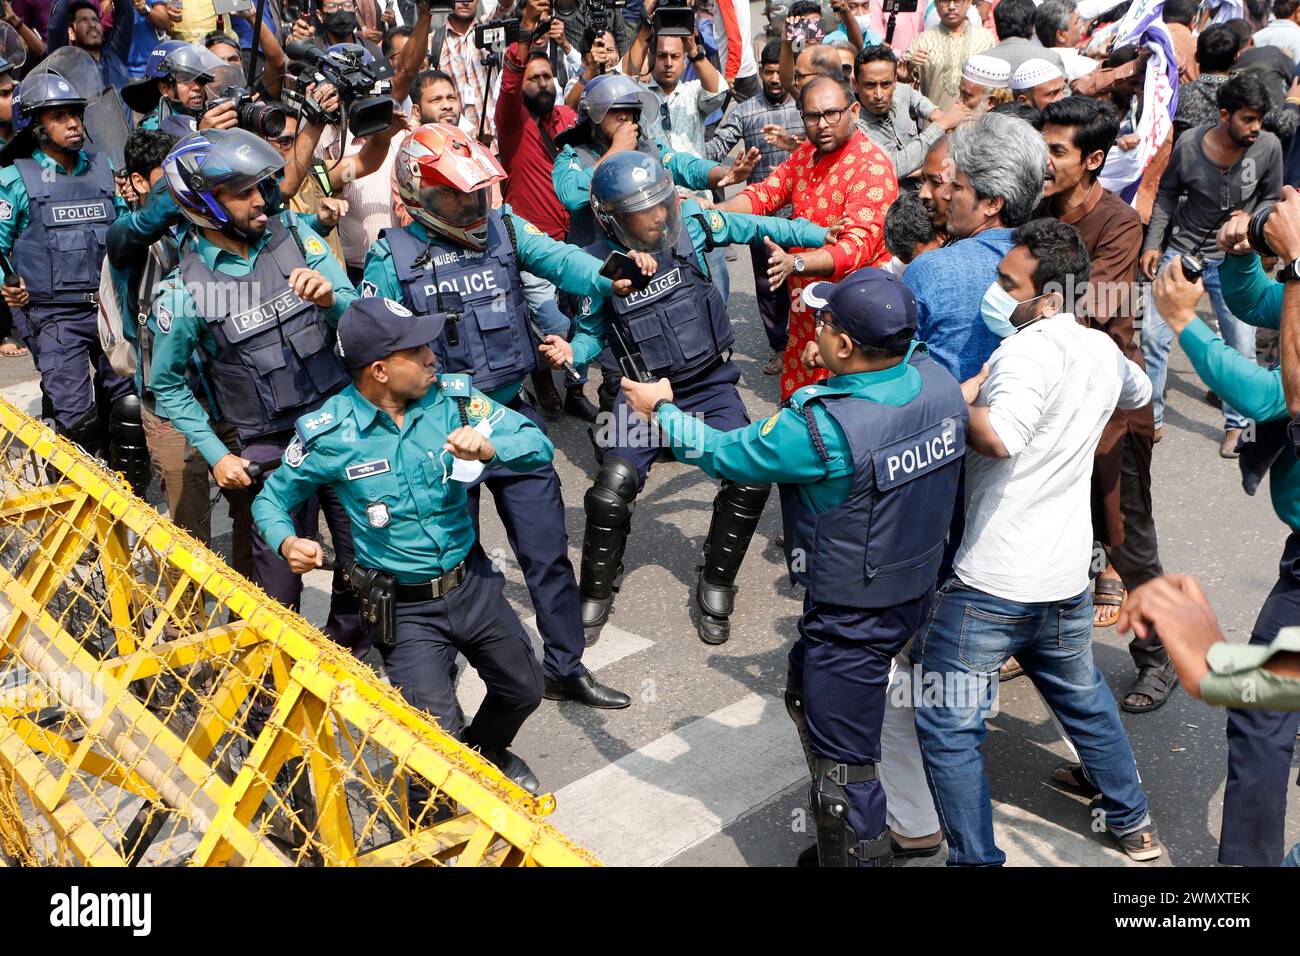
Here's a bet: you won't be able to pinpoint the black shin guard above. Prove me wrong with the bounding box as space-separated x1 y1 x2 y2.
109 393 151 496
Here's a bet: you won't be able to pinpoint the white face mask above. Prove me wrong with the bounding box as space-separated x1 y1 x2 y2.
437 407 505 483
980 281 1047 338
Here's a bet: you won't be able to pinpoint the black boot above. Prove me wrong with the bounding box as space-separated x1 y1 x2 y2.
60 405 105 460
580 456 639 645
563 385 599 423
531 369 562 412
695 481 770 644
597 368 622 415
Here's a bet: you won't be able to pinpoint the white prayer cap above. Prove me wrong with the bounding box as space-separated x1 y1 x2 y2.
962 54 1011 88
1011 57 1066 90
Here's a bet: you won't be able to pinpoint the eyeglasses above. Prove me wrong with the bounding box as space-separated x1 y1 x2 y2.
933 0 966 7
659 101 672 132
269 134 296 147
320 0 356 11
802 106 849 128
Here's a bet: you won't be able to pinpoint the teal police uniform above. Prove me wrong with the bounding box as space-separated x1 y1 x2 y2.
148 209 364 650
253 298 554 793
359 205 631 705
660 270 966 867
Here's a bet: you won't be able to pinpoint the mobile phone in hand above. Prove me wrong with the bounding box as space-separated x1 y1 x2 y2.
599 252 652 290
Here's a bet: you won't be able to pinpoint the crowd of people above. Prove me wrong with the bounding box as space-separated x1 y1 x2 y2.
2 0 1300 868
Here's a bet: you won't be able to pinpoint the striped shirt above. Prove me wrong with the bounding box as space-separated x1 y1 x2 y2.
706 91 803 216
316 126 405 269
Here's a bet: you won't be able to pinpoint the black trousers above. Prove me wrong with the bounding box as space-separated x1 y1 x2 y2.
1104 431 1168 669
1219 531 1300 866
748 239 790 353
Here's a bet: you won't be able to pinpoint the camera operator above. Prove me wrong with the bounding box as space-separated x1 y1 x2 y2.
564 27 621 110
125 42 241 137
554 0 632 56
429 0 515 141
289 0 385 62
266 96 350 264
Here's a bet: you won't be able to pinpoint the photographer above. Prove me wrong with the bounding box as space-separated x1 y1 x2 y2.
288 0 385 61
564 27 621 109
553 0 632 55
125 42 241 136
430 0 513 141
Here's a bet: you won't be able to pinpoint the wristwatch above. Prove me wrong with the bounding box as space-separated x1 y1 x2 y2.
792 255 806 274
652 398 673 417
689 51 707 62
1281 258 1300 282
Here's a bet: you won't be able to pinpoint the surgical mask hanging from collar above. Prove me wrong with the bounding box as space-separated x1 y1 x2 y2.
981 281 1049 339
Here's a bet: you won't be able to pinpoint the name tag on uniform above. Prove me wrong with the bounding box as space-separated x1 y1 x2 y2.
621 268 682 307
42 200 111 227
873 420 964 491
227 289 304 340
345 459 391 481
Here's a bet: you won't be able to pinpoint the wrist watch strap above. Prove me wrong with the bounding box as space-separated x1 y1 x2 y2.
1282 258 1300 282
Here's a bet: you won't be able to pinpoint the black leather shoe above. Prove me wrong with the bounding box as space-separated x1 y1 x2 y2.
581 595 613 646
483 749 541 795
564 387 600 423
531 370 562 412
545 672 631 709
695 576 736 645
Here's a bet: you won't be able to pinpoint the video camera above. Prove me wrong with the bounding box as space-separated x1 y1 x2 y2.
284 39 395 137
652 0 695 37
588 0 626 37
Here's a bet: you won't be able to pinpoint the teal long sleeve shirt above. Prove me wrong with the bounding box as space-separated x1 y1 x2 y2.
148 213 357 467
569 200 829 369
1179 318 1300 530
657 355 923 513
360 207 616 405
0 148 128 256
1219 252 1281 330
552 139 719 213
1201 625 1300 710
251 378 554 582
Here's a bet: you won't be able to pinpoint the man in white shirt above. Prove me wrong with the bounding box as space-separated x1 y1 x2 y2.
1253 0 1300 66
912 218 1163 867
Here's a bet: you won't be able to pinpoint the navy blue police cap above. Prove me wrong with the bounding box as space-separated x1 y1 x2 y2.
801 267 917 349
336 297 446 371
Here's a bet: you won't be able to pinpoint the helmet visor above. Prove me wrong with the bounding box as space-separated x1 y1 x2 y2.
607 190 682 254
194 129 285 196
418 184 489 229
167 45 224 84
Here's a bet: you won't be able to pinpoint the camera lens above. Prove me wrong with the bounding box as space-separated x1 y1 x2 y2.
237 99 287 138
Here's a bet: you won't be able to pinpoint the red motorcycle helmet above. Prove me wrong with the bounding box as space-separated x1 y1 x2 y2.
395 123 507 250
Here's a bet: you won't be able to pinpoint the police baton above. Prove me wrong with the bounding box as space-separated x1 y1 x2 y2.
527 316 582 384
243 459 280 483
0 248 20 288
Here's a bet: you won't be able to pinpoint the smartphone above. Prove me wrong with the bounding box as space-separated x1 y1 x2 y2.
599 252 652 290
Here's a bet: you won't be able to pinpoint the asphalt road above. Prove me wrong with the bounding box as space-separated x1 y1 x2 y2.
2 248 1295 868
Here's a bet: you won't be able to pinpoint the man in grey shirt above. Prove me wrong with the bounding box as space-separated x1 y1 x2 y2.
1140 73 1283 456
855 44 968 179
986 0 1065 74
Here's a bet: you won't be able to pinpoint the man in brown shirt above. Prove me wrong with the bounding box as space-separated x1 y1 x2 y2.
1041 96 1176 717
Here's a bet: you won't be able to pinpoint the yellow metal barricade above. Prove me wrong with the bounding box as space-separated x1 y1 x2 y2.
0 396 599 867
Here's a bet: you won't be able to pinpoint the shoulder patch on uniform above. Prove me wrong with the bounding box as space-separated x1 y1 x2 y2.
760 411 782 436
708 211 725 234
359 279 378 298
465 395 492 420
662 152 674 165
0 199 12 221
305 236 327 256
524 223 544 236
155 303 173 334
284 435 307 468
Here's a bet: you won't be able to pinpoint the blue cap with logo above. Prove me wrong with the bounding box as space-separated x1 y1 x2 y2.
336 297 446 371
801 267 918 349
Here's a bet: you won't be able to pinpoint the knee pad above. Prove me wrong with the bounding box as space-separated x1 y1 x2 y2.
108 394 152 495
810 757 891 868
583 456 640 527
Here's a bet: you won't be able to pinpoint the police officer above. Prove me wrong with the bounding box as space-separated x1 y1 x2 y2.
251 297 549 794
150 128 362 651
122 43 237 139
0 71 143 480
540 150 831 646
0 51 17 147
362 122 630 709
621 269 967 867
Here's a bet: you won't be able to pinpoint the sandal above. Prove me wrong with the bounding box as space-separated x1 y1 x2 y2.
1121 660 1179 714
999 656 1024 682
1050 762 1101 799
1093 575 1126 628
0 339 28 357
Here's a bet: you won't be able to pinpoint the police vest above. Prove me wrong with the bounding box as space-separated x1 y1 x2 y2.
13 152 115 305
780 350 967 609
382 212 534 394
587 226 734 382
178 217 349 443
158 111 198 138
564 139 661 248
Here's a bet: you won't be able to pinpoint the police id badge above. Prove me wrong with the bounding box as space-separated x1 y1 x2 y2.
438 373 472 398
365 501 391 528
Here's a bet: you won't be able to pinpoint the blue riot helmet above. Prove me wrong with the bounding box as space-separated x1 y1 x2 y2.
163 128 285 237
12 71 86 137
589 150 683 254
580 73 659 129
121 39 188 113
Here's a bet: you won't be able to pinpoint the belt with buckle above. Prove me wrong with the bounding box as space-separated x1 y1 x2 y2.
393 560 468 602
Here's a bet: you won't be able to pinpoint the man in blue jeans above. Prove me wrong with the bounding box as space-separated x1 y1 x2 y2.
913 218 1162 865
1139 73 1282 458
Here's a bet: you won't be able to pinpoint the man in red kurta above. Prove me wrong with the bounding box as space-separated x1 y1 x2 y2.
719 75 898 398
